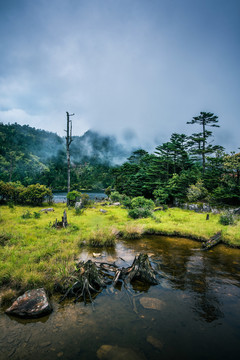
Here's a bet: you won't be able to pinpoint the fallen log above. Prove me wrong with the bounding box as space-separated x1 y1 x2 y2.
202 231 222 251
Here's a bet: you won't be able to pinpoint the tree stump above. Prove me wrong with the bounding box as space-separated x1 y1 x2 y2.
113 253 158 286
59 260 106 304
52 210 68 228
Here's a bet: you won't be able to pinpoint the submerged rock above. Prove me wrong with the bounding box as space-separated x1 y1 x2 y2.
5 288 52 318
147 335 164 349
97 345 145 360
140 297 165 311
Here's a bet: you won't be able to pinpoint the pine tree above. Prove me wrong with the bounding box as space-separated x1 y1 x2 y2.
187 112 220 174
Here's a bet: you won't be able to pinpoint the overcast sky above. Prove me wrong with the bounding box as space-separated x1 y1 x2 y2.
0 0 239 152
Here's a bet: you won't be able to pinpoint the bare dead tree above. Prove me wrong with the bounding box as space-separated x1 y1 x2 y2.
65 111 74 205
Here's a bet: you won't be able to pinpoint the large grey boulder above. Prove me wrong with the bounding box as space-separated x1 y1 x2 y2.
5 288 52 318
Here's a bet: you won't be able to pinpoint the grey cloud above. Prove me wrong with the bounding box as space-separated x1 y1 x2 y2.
0 0 239 153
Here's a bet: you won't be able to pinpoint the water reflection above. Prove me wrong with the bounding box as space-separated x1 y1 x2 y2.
1 236 240 360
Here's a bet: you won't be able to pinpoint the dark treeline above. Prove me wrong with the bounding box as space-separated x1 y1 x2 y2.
0 112 240 205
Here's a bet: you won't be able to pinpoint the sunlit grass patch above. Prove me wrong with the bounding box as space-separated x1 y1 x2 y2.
83 227 117 247
122 223 144 239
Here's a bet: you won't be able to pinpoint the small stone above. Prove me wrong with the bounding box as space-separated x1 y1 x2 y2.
140 297 165 311
57 352 64 357
147 335 164 350
41 341 51 347
97 345 145 360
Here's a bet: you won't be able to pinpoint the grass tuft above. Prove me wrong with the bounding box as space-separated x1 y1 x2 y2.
122 223 144 239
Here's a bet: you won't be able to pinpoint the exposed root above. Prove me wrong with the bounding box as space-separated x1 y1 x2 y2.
59 254 158 307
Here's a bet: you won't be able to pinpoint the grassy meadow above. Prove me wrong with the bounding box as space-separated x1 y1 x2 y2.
0 203 240 295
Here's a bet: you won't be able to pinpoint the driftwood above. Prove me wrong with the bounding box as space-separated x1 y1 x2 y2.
202 231 222 250
52 210 68 228
59 254 158 306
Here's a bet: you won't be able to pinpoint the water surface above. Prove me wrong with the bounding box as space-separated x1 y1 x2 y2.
1 236 240 359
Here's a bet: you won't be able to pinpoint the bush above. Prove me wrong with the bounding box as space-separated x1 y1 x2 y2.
67 190 81 206
0 181 24 203
104 186 112 198
34 211 41 219
21 210 32 219
80 193 91 207
20 183 53 205
121 194 132 209
110 191 122 202
128 207 152 219
219 212 235 226
75 207 84 216
131 196 155 210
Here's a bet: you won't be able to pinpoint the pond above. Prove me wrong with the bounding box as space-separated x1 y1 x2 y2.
53 191 107 203
1 236 240 360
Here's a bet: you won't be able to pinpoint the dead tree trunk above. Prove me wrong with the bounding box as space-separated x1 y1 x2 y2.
65 111 74 206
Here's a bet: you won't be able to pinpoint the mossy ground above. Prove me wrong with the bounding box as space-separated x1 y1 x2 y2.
0 203 239 294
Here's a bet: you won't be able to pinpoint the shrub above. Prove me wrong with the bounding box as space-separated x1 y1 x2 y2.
104 186 112 198
80 193 91 207
110 191 122 203
21 210 32 219
219 212 235 226
0 180 24 203
67 190 81 206
75 207 84 216
121 195 132 209
131 196 155 210
33 211 41 219
128 207 152 219
20 183 53 205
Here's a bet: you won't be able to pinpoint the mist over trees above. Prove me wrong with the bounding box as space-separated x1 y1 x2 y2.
0 112 239 205
0 122 127 191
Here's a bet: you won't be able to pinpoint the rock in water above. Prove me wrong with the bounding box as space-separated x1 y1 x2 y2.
140 297 165 311
97 345 145 360
147 335 164 349
5 288 52 318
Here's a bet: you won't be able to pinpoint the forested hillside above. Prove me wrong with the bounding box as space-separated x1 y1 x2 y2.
0 122 126 190
1 111 240 205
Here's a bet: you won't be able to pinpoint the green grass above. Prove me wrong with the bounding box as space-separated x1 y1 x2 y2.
0 203 239 294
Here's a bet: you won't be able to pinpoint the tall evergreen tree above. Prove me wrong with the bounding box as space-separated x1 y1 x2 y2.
187 112 220 173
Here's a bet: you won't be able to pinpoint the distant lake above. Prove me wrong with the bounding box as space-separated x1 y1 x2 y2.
53 191 107 203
